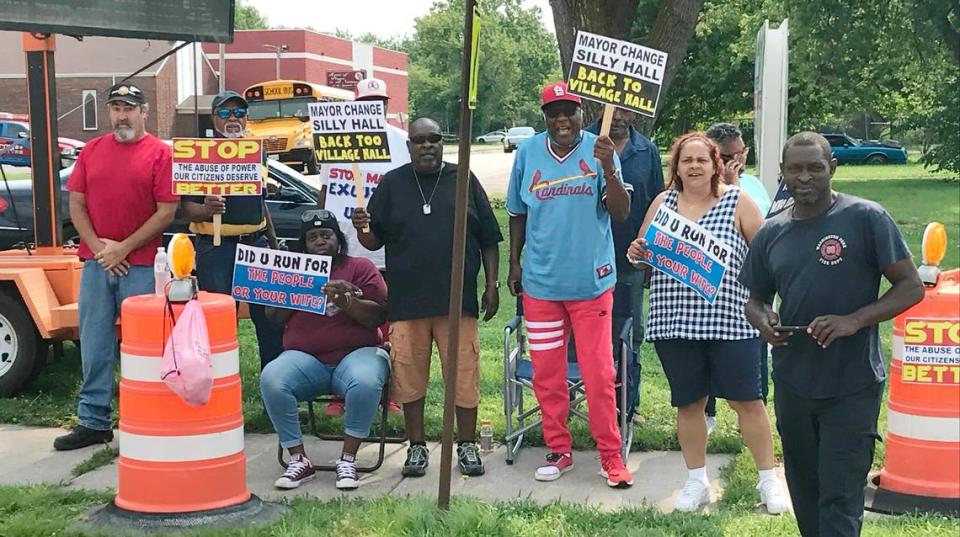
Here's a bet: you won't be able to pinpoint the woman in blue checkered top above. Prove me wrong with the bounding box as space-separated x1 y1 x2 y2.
627 131 788 514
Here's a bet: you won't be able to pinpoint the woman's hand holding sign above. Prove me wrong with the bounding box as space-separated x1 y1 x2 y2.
626 237 649 266
322 279 361 311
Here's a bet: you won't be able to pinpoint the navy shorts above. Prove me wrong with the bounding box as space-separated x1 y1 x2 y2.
654 338 763 407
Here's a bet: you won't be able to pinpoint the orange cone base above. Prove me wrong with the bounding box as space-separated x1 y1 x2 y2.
80 494 288 533
865 473 960 516
116 453 249 513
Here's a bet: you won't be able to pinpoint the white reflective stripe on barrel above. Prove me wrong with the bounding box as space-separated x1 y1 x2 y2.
120 348 239 382
893 334 904 359
888 409 960 443
119 426 245 462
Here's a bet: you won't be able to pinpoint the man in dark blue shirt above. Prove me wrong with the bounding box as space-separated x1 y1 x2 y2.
740 132 923 537
586 107 664 417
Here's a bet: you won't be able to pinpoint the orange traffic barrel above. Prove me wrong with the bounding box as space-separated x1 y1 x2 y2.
116 291 250 513
866 221 960 516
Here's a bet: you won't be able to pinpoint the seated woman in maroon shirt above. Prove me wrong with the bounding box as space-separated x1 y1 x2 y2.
260 210 389 491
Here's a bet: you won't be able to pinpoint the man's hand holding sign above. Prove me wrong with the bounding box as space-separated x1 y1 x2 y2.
172 137 265 245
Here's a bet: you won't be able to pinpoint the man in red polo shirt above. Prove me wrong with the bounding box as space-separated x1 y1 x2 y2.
54 82 179 450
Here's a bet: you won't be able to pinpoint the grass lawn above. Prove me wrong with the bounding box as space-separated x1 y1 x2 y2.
0 164 956 535
0 484 956 537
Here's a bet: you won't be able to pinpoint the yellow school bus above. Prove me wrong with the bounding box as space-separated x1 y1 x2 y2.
243 80 353 174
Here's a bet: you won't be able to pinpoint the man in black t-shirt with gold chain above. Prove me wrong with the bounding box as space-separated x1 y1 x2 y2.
181 91 283 369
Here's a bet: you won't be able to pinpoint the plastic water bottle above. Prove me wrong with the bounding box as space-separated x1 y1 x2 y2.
154 247 171 296
479 419 494 453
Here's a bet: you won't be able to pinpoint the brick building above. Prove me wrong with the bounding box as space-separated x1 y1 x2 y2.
0 31 217 141
202 29 409 128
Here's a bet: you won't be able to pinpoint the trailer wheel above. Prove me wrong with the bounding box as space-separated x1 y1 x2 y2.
0 293 41 396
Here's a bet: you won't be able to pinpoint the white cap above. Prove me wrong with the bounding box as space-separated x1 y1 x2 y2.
355 77 388 100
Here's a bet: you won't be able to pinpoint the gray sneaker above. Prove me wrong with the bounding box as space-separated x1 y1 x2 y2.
457 442 485 476
402 444 429 477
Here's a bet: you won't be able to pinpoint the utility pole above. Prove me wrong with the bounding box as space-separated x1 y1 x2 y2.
262 43 288 80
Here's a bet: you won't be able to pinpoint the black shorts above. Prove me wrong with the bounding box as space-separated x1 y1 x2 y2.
654 338 762 407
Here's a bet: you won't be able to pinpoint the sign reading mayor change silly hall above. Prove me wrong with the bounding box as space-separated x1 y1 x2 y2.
309 101 391 163
568 31 668 118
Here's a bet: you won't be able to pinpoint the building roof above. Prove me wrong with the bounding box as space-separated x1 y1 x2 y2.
0 31 179 78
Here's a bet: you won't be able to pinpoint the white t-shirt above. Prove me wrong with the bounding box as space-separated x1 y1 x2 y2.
319 123 410 269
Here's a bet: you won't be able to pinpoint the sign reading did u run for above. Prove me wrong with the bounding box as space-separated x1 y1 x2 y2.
567 31 668 118
232 244 332 315
309 101 391 163
641 206 731 304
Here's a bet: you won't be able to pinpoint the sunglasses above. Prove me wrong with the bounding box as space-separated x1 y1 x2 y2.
543 104 580 119
301 209 336 223
409 133 443 144
216 107 248 119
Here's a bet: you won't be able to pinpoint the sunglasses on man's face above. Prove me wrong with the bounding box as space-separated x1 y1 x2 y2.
300 209 336 223
544 104 580 119
409 133 443 145
216 107 247 119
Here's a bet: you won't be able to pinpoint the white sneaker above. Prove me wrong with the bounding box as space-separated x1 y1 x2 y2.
758 478 790 514
674 477 710 512
705 416 717 436
336 458 359 490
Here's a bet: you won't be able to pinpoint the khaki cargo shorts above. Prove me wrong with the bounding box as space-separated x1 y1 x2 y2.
388 316 480 408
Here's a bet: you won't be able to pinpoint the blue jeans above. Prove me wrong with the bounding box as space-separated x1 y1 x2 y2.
77 261 154 431
260 347 390 448
195 234 284 369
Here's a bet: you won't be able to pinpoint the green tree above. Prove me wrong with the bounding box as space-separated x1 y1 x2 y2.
234 2 268 30
405 0 561 136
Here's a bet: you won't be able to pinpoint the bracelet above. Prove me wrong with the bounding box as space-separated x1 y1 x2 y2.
343 292 353 311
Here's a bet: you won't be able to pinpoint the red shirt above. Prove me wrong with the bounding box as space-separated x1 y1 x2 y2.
283 256 388 365
66 133 177 266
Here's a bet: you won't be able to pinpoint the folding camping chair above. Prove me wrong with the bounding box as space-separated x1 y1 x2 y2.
277 356 406 473
502 296 637 464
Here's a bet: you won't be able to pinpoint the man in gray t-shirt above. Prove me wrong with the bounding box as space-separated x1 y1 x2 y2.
739 132 923 537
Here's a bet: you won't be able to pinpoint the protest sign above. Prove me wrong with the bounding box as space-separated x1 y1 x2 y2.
231 244 332 315
567 30 668 119
767 179 794 218
172 138 264 197
900 319 960 385
641 206 730 304
309 100 391 164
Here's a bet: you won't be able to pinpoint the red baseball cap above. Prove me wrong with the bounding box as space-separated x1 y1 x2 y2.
541 81 581 108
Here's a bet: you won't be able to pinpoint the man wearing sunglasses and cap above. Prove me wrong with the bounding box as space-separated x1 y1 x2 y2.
505 81 634 488
180 90 283 370
55 82 178 450
351 117 502 479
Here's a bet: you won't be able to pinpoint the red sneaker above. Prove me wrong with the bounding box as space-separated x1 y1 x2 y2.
535 452 574 481
324 400 345 416
600 455 634 489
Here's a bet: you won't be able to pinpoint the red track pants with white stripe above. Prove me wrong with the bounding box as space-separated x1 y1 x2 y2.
523 289 622 458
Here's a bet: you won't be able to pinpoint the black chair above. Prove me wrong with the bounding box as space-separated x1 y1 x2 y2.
277 360 406 473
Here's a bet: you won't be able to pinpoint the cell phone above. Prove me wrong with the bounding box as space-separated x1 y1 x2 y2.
775 325 809 333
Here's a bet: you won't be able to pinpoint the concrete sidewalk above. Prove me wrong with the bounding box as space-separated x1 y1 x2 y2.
2 424 741 512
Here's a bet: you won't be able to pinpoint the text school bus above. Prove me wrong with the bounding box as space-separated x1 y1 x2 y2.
243 80 353 175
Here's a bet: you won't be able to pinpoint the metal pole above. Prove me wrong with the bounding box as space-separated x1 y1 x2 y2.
275 47 281 80
218 43 226 93
437 0 476 510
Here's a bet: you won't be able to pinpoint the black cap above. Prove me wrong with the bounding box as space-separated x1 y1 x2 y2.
300 209 340 234
106 82 146 106
211 90 247 110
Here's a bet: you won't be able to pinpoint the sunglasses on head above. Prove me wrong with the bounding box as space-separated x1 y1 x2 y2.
216 107 247 119
409 133 443 144
300 209 336 223
543 103 580 119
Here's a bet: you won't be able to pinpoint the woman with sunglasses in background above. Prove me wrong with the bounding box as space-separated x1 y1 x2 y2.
180 91 284 370
260 210 390 491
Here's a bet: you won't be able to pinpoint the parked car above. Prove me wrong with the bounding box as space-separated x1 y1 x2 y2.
502 126 536 153
820 132 908 165
0 114 85 168
0 159 322 251
475 129 506 144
